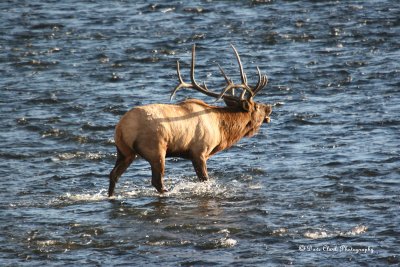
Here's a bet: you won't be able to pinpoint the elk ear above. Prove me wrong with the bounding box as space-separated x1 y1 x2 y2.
223 98 239 108
241 100 251 111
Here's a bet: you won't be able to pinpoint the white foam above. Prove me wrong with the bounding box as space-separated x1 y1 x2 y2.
218 237 238 248
340 225 368 237
218 229 230 235
272 228 289 236
304 230 333 239
36 240 57 247
52 151 106 161
304 225 368 239
61 189 108 202
248 183 263 190
166 179 233 198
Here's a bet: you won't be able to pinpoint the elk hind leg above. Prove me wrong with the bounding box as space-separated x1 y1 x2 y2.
150 155 168 193
108 148 136 197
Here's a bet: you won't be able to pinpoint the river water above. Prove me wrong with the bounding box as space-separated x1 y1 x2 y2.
1 0 399 266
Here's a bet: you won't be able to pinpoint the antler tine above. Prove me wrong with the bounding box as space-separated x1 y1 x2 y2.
189 45 220 96
218 64 236 97
241 67 269 99
170 60 192 100
218 62 254 100
231 44 247 85
240 88 247 100
248 65 269 97
230 44 256 100
190 44 197 86
262 75 269 89
203 82 209 91
254 67 262 91
217 83 237 101
218 64 231 84
253 74 268 96
190 44 209 92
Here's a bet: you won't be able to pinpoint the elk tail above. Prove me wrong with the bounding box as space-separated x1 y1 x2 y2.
114 124 135 158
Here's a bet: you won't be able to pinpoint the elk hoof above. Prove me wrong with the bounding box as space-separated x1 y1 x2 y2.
153 182 168 193
159 188 169 194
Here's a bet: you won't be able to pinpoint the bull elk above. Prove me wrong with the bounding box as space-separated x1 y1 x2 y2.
108 44 272 197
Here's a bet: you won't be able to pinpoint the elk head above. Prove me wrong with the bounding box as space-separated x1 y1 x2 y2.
170 44 272 128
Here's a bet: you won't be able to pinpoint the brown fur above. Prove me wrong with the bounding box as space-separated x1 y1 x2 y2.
108 98 272 197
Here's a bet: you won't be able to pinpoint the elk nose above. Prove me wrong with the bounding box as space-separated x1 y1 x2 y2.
264 117 271 123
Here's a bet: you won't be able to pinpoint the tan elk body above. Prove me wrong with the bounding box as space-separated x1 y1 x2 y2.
108 45 272 197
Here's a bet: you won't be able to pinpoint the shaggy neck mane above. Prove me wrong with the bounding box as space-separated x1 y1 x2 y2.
215 107 253 149
181 99 257 152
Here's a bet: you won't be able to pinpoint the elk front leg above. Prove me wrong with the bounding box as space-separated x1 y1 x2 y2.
192 156 209 182
150 156 168 193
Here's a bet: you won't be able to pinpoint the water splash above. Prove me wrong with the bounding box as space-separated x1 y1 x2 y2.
167 179 233 198
55 177 241 205
119 177 242 200
60 189 108 202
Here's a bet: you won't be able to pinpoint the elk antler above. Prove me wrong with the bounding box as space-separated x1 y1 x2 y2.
227 44 269 100
170 45 225 101
171 44 268 102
